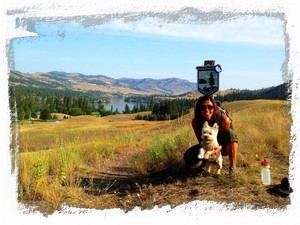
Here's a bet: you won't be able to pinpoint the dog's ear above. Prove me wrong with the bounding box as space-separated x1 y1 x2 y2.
203 121 209 128
213 123 219 131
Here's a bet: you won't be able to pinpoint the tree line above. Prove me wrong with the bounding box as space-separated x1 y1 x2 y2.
134 99 194 121
9 82 288 121
9 86 116 120
9 85 195 121
215 83 289 102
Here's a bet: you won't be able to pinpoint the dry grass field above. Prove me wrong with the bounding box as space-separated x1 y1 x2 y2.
16 99 292 215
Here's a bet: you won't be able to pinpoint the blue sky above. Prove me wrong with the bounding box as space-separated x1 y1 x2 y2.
11 15 285 90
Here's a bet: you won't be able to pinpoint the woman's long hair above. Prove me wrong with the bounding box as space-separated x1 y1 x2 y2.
194 95 220 128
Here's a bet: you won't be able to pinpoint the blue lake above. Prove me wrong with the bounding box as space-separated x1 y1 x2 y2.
104 98 137 112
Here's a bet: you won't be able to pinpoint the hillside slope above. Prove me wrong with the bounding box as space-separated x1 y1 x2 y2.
18 100 292 214
9 70 197 96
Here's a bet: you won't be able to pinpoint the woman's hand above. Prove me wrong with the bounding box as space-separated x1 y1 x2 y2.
211 145 222 156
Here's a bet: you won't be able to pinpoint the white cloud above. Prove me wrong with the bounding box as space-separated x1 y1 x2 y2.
97 15 284 46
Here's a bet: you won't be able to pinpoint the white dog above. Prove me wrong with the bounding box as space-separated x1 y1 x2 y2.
198 121 223 174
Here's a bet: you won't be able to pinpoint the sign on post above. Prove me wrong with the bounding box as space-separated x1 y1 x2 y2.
196 60 221 96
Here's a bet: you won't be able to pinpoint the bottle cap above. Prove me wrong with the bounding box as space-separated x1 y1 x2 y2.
261 159 270 168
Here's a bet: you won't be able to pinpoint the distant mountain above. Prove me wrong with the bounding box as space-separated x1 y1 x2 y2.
9 70 197 96
9 70 289 100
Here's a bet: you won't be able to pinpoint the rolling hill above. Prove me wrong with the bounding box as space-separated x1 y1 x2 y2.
9 70 289 101
9 70 197 96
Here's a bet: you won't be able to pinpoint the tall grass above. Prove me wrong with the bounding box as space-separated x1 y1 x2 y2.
17 100 291 211
230 100 291 166
132 118 196 174
17 117 145 210
133 100 291 175
18 141 84 207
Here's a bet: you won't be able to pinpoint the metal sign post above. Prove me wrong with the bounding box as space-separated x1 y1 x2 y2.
196 60 221 96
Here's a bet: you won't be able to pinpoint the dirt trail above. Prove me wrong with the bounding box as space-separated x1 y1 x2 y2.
69 144 291 213
78 145 181 197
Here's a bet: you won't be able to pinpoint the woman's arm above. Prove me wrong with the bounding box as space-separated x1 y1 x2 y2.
221 113 231 130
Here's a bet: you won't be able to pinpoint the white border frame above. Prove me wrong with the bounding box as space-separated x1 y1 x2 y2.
1 1 299 225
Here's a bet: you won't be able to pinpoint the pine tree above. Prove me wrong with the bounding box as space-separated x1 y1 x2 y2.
123 104 131 114
40 107 52 120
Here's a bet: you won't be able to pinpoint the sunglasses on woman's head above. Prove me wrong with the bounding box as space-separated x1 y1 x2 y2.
200 105 214 111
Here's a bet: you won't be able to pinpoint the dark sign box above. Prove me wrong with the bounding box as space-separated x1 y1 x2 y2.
196 65 220 96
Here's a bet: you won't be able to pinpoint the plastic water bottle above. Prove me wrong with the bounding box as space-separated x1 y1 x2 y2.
261 159 271 185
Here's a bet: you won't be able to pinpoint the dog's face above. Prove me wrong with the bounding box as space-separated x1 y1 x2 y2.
201 121 219 144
